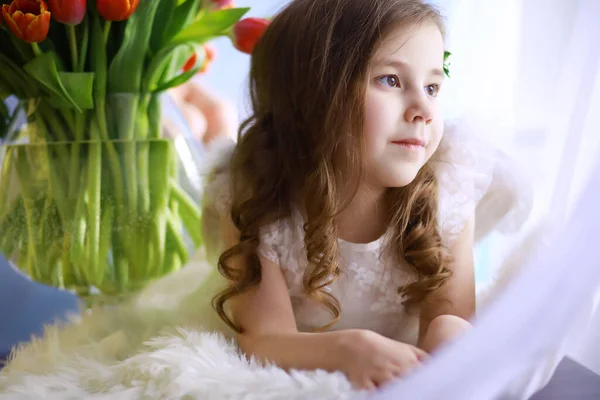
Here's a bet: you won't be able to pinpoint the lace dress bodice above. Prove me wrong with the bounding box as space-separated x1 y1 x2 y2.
257 209 421 343
202 119 532 345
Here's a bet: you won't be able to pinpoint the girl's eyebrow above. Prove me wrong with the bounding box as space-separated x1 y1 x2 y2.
372 58 445 78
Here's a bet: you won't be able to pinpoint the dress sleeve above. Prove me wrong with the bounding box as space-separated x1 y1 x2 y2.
433 119 533 246
257 220 285 264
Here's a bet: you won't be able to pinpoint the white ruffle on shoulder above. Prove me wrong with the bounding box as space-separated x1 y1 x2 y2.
433 119 533 247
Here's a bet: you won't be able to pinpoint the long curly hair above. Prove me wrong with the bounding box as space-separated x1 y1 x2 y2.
213 0 452 333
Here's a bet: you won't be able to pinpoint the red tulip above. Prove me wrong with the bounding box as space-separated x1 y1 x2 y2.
96 0 139 21
210 0 234 10
233 17 269 55
1 0 51 43
48 0 85 25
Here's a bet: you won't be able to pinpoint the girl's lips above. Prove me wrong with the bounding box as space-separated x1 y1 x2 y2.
391 138 425 148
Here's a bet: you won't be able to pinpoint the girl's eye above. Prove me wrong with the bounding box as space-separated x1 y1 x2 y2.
425 84 441 97
377 75 400 88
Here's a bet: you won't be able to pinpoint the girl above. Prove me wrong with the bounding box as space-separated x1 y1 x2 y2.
202 0 527 391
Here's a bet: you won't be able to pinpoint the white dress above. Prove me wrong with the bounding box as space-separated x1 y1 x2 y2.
201 119 533 344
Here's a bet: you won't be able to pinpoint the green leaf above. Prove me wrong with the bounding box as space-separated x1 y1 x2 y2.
58 72 95 109
9 34 35 63
0 100 23 141
444 50 451 78
22 51 82 112
160 0 201 47
107 0 162 93
150 0 177 53
0 56 33 98
143 43 200 92
0 100 9 140
159 44 202 85
170 7 249 45
0 101 8 120
152 67 200 93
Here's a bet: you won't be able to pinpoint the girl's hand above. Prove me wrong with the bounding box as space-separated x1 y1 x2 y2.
336 329 429 391
168 79 238 145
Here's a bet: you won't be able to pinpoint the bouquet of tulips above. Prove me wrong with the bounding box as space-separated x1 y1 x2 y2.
0 0 269 298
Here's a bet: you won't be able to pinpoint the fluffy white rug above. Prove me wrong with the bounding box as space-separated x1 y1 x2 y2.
1 327 357 399
0 221 553 400
0 255 363 400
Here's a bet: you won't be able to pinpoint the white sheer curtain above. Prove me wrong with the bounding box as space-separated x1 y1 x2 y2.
435 0 600 375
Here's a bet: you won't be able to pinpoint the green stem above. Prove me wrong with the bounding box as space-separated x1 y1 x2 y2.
68 111 84 206
67 24 79 71
47 241 63 288
31 43 42 57
47 156 70 235
68 165 88 285
165 209 188 267
38 186 53 257
86 135 102 288
148 93 162 139
95 102 129 288
78 15 89 73
148 139 170 275
98 200 114 286
103 21 111 43
137 96 150 211
61 231 77 289
169 178 202 247
162 249 182 276
0 197 25 261
15 147 44 281
0 148 15 221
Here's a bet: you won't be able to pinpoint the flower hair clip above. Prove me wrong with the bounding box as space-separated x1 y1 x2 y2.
444 50 451 78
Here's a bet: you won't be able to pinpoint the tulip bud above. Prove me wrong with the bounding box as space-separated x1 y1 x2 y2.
199 44 216 73
232 17 269 55
182 53 197 73
209 0 234 10
48 0 86 25
182 44 216 74
2 0 51 43
97 0 139 22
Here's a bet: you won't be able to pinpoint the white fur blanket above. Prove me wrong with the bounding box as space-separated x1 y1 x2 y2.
0 223 554 400
0 256 362 400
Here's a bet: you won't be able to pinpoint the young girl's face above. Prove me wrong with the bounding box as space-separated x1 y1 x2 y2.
363 22 445 190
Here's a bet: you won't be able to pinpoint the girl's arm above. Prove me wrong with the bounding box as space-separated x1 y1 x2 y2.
219 213 350 371
417 214 476 352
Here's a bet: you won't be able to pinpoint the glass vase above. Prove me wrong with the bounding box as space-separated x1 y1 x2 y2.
0 93 204 306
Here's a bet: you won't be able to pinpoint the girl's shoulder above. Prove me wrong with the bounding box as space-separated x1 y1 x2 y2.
433 119 533 245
